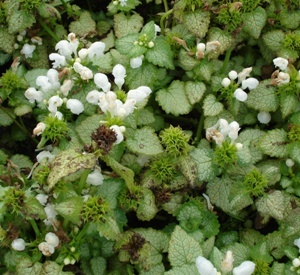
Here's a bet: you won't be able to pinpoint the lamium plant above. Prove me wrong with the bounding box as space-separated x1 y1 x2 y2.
2 0 300 274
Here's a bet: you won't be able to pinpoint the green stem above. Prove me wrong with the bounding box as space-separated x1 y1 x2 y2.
76 222 89 242
194 112 205 145
160 9 173 34
220 47 233 75
29 218 41 238
37 18 59 42
0 106 38 144
76 169 90 195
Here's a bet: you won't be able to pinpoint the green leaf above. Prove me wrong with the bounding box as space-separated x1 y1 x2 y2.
270 262 286 275
24 68 48 88
225 243 250 266
156 80 192 116
69 11 96 36
75 114 104 145
101 154 135 192
136 188 158 221
136 108 156 126
146 36 174 69
250 242 273 263
91 52 113 74
183 11 210 38
114 12 143 38
280 93 299 118
190 147 219 181
38 3 61 19
256 191 289 221
203 94 224 116
126 127 164 155
90 257 106 275
0 29 15 54
140 263 165 275
24 196 46 219
184 81 206 105
177 201 202 233
10 154 33 169
8 10 35 34
126 62 160 90
262 30 285 52
97 216 121 240
259 129 288 158
194 60 213 81
16 258 43 275
14 104 32 116
164 264 198 275
168 225 202 267
115 33 146 57
246 80 279 112
177 157 198 186
47 149 97 189
242 7 267 39
0 106 15 126
42 261 73 275
280 207 300 238
178 49 198 71
280 10 300 29
55 196 83 224
209 247 223 272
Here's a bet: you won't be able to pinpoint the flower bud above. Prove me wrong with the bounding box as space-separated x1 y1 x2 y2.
21 44 36 58
221 77 231 87
228 70 238 80
293 258 300 267
195 256 218 275
257 111 271 124
286 158 295 167
221 250 234 273
45 232 59 248
273 57 288 70
86 168 104 186
66 99 84 115
11 238 27 251
234 88 248 102
232 261 255 275
94 73 111 92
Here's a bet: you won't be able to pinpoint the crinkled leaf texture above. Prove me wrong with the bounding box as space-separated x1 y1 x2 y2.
203 94 224 116
55 196 83 224
47 149 97 189
156 80 192 115
262 30 285 52
242 7 267 39
8 10 35 34
114 12 143 38
183 10 210 38
136 188 158 221
246 80 279 112
126 126 164 155
69 11 96 36
168 225 202 267
164 264 198 275
259 129 288 158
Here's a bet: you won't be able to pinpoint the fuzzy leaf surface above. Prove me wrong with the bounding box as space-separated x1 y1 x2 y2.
114 12 143 38
69 11 96 36
156 80 192 115
242 7 267 39
203 94 224 116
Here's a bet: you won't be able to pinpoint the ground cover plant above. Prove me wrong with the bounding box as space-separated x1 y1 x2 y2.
1 0 300 274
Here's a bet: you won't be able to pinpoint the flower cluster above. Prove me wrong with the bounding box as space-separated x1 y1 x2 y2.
271 57 290 86
195 40 221 59
221 67 259 102
18 31 43 59
38 232 60 256
196 251 255 275
206 118 242 148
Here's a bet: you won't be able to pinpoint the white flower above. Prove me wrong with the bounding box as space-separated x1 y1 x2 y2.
73 62 93 80
33 122 46 136
66 99 84 115
86 90 101 104
277 72 290 85
25 87 43 103
36 151 55 163
221 77 231 87
54 111 64 120
36 76 52 93
47 69 60 90
130 55 144 68
228 70 238 80
49 53 66 68
232 261 255 275
86 168 104 186
241 77 259 90
21 43 36 58
197 43 206 52
234 88 248 102
110 125 125 144
67 33 79 55
154 24 161 35
36 194 48 206
238 67 252 83
219 118 229 137
60 79 73 96
45 232 59 248
273 57 288 70
236 143 243 150
48 95 63 113
127 86 152 103
122 98 136 116
11 238 27 251
55 40 73 59
228 121 240 142
94 73 111 92
294 238 300 251
221 251 234 273
293 258 300 267
31 36 42 45
113 64 126 89
88 41 106 60
286 158 295 167
38 241 55 256
119 0 127 6
195 256 219 275
206 41 221 53
78 48 88 60
257 111 271 124
44 203 58 226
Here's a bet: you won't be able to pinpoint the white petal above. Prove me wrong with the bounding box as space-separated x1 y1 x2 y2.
112 64 126 89
88 41 106 60
273 57 288 70
232 261 255 275
12 238 26 251
86 168 104 186
195 256 218 275
257 111 271 124
94 73 111 92
66 99 84 115
45 232 59 248
86 90 101 105
110 125 124 144
234 88 248 102
241 78 259 90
